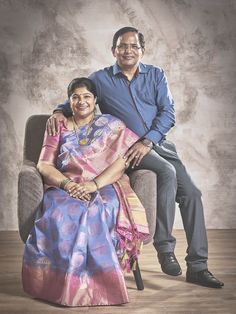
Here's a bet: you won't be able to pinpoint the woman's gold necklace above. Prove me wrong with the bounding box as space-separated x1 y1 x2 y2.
72 115 94 145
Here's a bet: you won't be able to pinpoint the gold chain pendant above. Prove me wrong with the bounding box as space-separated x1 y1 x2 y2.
72 116 94 146
79 138 88 145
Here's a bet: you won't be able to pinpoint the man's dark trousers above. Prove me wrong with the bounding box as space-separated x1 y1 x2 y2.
134 139 208 273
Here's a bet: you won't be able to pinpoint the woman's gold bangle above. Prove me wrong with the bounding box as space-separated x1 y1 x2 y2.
60 178 72 190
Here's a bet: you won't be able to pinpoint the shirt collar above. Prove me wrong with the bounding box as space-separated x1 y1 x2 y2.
112 62 148 76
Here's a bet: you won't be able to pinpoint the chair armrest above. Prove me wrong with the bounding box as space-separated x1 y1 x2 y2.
129 170 157 244
17 160 44 243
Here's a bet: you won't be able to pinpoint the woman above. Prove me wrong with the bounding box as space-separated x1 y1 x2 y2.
22 77 149 307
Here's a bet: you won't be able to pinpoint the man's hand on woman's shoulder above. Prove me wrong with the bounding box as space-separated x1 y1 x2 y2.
46 111 68 136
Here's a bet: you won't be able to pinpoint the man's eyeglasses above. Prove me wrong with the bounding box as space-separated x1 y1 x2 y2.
116 44 142 52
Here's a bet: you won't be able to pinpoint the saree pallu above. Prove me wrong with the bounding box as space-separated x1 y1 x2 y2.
22 114 149 307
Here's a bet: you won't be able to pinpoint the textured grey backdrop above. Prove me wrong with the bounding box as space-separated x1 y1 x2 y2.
0 0 235 230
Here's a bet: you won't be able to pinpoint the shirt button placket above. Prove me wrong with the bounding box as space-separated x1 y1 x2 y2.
129 83 148 131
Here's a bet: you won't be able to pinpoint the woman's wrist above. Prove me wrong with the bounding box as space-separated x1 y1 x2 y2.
60 178 73 190
93 178 99 190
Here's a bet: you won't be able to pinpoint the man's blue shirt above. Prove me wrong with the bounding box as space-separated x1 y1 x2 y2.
57 62 175 144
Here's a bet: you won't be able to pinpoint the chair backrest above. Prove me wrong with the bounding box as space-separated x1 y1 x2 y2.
23 114 50 163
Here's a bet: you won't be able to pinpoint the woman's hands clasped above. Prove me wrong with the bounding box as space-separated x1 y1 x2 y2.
64 181 98 201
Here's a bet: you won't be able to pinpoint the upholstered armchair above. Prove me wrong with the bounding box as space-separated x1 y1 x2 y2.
18 114 157 289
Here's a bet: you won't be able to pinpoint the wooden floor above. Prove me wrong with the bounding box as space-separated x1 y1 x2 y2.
0 230 235 314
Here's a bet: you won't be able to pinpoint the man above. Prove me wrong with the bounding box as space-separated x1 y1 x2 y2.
47 26 224 288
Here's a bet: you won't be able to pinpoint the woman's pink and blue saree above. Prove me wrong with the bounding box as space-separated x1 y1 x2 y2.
22 114 149 307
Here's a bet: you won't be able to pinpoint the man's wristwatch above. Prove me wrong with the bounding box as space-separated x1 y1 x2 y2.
141 138 153 149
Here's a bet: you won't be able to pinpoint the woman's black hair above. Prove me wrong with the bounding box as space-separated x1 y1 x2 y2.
112 26 145 49
67 77 97 98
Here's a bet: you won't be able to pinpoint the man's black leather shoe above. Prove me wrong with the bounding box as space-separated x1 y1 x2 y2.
186 269 224 288
158 252 182 276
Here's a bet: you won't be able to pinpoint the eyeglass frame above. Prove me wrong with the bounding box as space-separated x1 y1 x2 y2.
116 43 143 52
